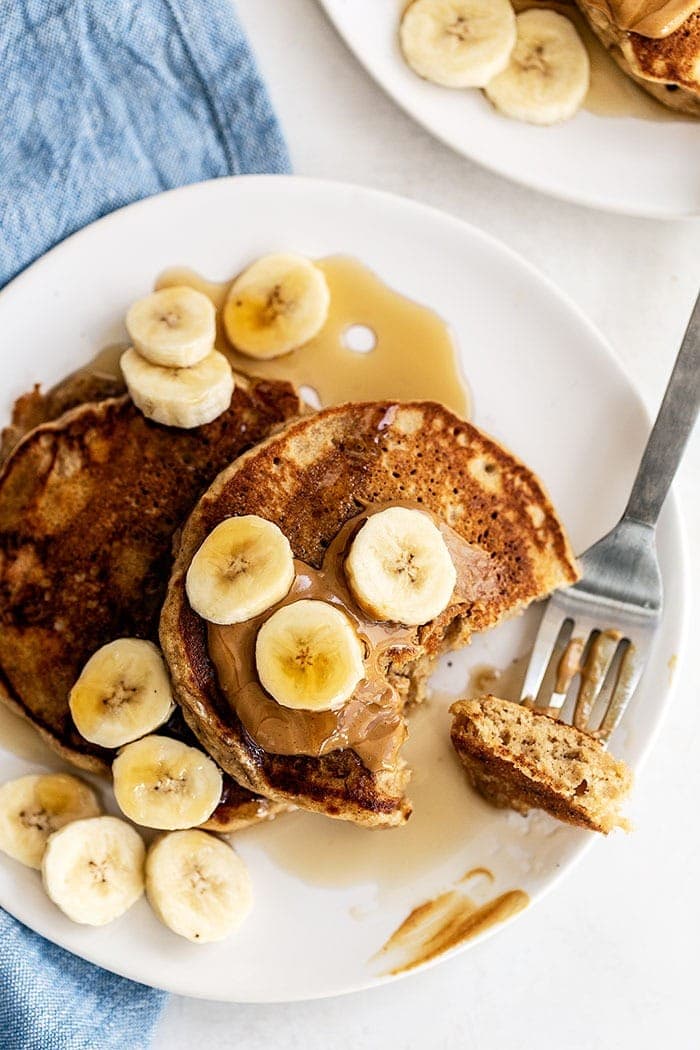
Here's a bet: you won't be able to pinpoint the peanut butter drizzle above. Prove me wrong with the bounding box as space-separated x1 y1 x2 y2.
375 886 529 975
554 636 585 694
208 504 499 773
574 629 634 734
155 256 470 417
459 866 495 883
513 1 689 120
585 0 697 37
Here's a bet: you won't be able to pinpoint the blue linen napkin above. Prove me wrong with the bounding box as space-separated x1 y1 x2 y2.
0 0 290 288
0 0 290 1045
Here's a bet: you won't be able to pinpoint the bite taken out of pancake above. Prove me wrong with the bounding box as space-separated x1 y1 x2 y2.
161 401 579 829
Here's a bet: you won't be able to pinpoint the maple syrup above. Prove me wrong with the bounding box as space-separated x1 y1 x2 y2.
156 256 470 417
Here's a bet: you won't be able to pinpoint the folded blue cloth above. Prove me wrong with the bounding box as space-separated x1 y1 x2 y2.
0 0 290 289
0 910 165 1050
0 0 290 1045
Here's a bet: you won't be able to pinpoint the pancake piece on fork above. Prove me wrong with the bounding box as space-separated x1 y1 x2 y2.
575 1 700 114
161 401 579 829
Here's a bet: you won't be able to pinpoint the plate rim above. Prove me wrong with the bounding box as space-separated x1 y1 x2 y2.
317 0 700 220
0 174 690 1001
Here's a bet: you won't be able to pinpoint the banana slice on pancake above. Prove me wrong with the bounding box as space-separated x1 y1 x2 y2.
484 10 589 125
255 599 365 712
223 253 330 359
126 286 216 368
344 507 456 625
69 638 175 749
400 0 516 88
186 515 295 625
121 347 234 429
0 774 101 869
112 735 222 830
42 815 145 926
146 830 252 943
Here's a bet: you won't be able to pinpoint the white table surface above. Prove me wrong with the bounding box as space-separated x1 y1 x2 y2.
155 2 700 1047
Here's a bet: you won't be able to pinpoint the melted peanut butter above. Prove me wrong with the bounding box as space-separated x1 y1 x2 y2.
208 504 499 773
0 703 57 764
586 0 697 37
155 256 470 416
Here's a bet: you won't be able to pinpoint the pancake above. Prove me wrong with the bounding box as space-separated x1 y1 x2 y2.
0 372 126 467
576 1 700 113
161 401 579 829
0 375 302 801
450 695 632 832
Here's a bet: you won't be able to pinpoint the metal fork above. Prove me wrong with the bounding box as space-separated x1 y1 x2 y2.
520 293 700 744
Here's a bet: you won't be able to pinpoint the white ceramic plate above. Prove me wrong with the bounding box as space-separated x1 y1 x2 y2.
0 176 687 1001
319 0 700 218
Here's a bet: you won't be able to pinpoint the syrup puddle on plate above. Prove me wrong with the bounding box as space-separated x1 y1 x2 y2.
156 255 471 417
235 677 518 902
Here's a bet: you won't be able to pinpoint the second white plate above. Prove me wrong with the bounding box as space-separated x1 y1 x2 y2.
320 0 700 218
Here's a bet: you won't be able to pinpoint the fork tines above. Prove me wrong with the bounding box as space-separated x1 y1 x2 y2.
520 595 650 745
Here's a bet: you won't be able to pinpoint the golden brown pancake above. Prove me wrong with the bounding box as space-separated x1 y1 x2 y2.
0 376 301 797
161 401 579 829
450 695 632 832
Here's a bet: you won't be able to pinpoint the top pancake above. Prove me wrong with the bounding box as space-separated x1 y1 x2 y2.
160 401 579 828
0 376 301 773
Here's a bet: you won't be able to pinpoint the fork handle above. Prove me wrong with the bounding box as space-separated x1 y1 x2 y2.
623 291 700 529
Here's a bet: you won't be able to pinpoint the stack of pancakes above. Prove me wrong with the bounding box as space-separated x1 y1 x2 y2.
0 371 579 829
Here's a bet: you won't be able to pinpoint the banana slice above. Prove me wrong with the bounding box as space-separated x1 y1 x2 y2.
345 507 456 626
126 286 216 368
146 830 252 943
186 515 295 626
223 253 330 359
484 10 589 126
400 0 516 89
0 774 101 869
121 347 234 429
69 638 175 749
255 599 365 712
42 815 145 926
112 735 222 830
